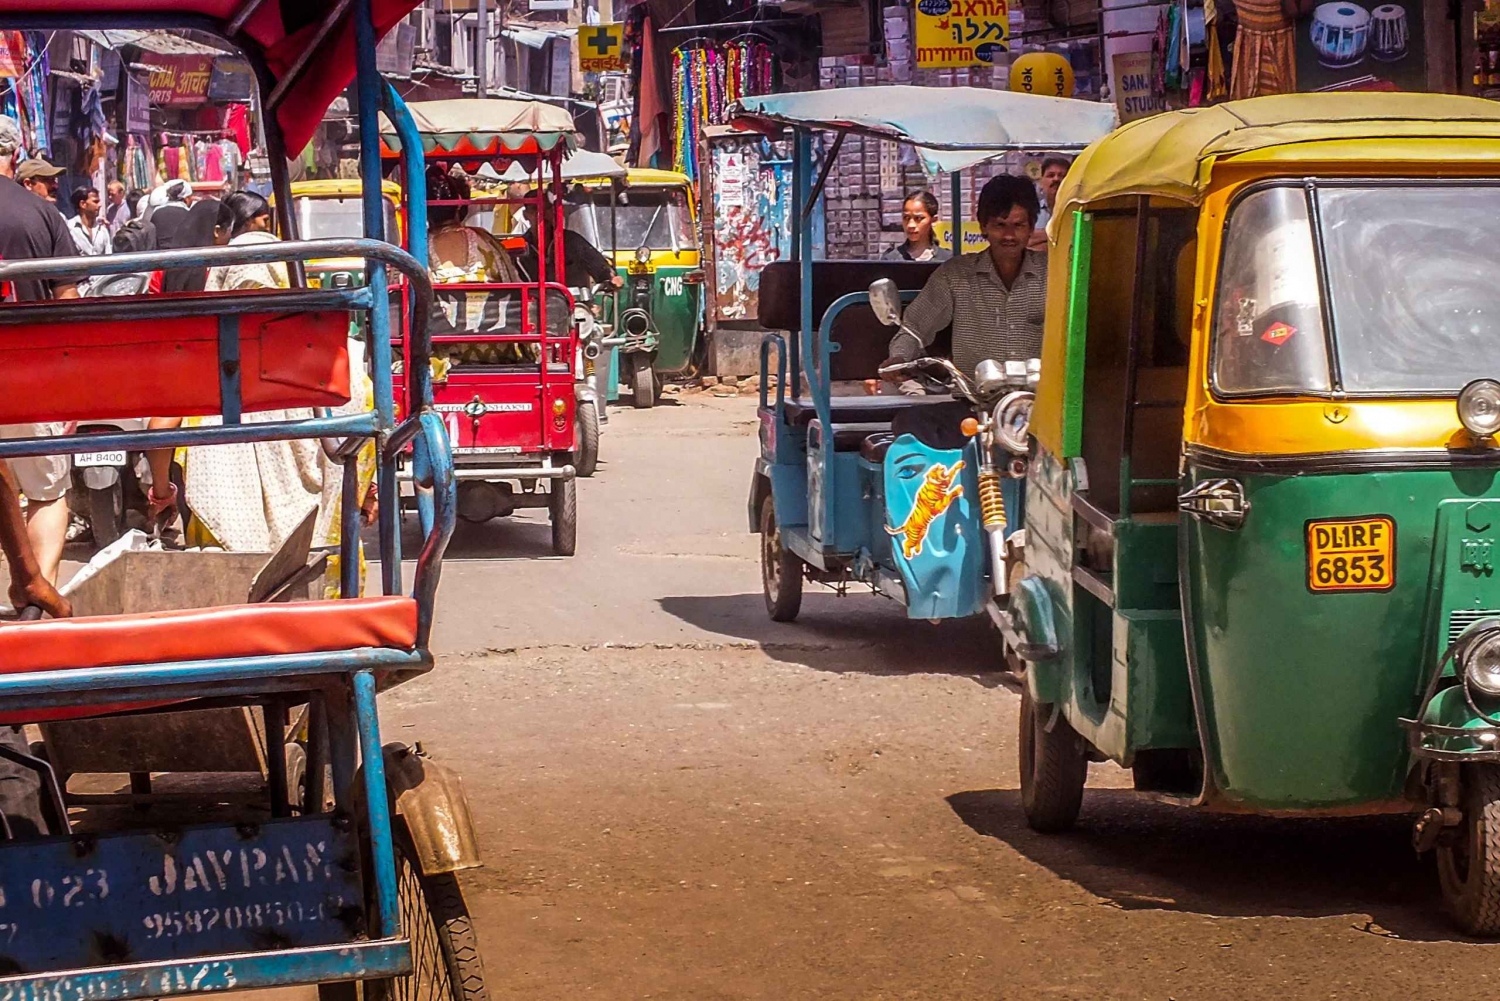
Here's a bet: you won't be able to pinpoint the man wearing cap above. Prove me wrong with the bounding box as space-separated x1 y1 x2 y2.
16 156 63 204
0 115 77 841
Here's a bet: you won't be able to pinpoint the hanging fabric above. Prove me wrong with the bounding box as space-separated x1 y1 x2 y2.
670 37 778 177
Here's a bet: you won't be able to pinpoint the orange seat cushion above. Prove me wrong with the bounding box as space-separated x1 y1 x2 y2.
0 596 417 724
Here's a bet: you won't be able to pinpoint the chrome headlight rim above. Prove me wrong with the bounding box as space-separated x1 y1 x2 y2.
992 390 1034 456
1458 378 1500 439
1456 618 1500 703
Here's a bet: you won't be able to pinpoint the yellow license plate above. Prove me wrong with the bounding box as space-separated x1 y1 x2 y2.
1306 516 1396 593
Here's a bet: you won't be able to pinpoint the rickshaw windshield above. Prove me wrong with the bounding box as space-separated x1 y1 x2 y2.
606 188 694 251
564 198 603 248
1214 183 1500 396
297 196 400 242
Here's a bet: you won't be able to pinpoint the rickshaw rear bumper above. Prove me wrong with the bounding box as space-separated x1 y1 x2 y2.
0 938 414 1001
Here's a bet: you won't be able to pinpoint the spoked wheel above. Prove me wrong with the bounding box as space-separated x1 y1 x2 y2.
759 495 802 622
575 404 600 478
1018 688 1087 833
365 826 488 1001
1438 764 1500 936
550 478 577 557
632 361 656 409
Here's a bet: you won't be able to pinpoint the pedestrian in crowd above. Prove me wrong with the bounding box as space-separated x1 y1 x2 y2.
160 186 222 293
883 174 1046 383
104 180 131 236
16 156 63 204
1029 155 1072 250
67 186 111 256
0 115 78 593
125 186 147 221
883 190 952 262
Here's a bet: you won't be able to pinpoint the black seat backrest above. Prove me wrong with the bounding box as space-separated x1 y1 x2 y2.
759 260 950 382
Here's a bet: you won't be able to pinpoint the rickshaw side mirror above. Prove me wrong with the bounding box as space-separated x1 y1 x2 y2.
869 279 902 327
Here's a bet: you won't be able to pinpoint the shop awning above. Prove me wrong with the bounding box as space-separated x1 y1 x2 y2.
77 29 226 56
378 98 579 157
729 86 1120 174
499 148 626 182
0 0 425 153
1057 92 1500 215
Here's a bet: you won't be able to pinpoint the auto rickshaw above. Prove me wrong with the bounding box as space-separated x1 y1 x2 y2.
381 99 583 555
732 88 1115 627
287 178 405 289
0 1 478 999
577 168 702 409
997 92 1500 936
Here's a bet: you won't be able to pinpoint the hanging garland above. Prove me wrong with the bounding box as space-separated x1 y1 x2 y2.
671 39 777 176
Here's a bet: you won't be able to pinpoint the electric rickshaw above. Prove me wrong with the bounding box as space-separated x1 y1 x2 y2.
997 92 1500 936
733 87 1115 630
573 168 703 409
381 99 583 556
0 2 480 998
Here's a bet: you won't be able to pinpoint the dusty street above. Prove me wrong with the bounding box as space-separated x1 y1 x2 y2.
374 392 1500 1000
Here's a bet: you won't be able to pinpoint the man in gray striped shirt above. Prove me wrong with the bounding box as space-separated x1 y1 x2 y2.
882 175 1047 383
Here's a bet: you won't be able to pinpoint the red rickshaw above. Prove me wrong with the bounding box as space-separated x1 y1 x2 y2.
382 99 581 556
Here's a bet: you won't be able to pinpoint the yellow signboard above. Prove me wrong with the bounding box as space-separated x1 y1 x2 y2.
914 0 1010 69
933 221 985 253
579 23 627 73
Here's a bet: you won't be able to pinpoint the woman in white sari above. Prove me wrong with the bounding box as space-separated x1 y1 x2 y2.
147 192 376 596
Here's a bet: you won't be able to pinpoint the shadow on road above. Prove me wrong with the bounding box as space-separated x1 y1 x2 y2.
658 592 1007 683
948 788 1465 942
398 513 558 561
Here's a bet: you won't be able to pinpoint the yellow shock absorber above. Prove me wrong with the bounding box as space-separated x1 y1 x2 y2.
978 469 1006 532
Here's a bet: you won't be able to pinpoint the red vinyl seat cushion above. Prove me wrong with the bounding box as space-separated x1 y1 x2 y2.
0 596 417 724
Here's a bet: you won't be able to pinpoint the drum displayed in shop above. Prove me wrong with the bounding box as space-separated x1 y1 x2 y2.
1310 2 1372 68
1371 4 1409 61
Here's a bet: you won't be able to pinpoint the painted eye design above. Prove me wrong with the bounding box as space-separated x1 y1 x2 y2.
896 465 923 480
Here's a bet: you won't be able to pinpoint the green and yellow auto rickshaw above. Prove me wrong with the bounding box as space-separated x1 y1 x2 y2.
287 178 405 288
565 167 702 408
999 92 1500 935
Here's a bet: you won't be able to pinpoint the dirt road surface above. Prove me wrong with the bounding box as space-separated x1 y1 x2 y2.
371 392 1500 1000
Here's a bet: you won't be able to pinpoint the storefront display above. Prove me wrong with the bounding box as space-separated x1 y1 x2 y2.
669 37 777 177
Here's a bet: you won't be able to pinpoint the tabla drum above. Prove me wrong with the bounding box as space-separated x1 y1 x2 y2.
1310 2 1372 68
1371 4 1408 61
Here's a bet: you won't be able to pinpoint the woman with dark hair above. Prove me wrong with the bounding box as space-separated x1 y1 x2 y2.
204 190 287 291
883 189 951 262
426 164 521 285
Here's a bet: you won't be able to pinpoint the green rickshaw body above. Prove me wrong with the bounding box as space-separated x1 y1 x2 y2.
1016 96 1500 828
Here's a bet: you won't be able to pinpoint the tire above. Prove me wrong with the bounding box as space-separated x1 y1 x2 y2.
550 478 577 557
365 826 488 1001
632 361 656 409
759 494 803 622
575 404 600 478
1018 688 1087 833
88 483 124 548
1438 764 1500 936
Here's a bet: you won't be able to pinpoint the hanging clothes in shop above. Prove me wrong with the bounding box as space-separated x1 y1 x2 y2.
1229 0 1297 97
670 37 777 178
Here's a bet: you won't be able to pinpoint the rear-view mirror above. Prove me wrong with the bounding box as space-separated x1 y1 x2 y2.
869 278 901 327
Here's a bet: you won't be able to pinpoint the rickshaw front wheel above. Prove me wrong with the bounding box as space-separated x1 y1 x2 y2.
550 479 578 557
760 495 803 622
1019 689 1087 833
575 405 600 478
1437 764 1500 936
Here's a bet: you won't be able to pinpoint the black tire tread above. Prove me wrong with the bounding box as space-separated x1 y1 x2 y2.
1440 765 1500 936
88 485 123 548
550 479 577 557
576 405 600 478
1019 689 1087 834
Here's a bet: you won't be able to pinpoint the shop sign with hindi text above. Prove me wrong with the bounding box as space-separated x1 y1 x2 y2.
148 54 214 107
914 0 1010 69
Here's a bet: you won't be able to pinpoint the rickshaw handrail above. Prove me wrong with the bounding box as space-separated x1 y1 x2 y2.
0 285 376 324
0 647 430 714
0 412 378 463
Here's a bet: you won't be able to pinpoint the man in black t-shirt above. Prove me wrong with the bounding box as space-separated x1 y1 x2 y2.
0 113 77 842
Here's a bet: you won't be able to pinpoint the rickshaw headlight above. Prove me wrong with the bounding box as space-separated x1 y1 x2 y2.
1464 630 1500 698
1458 379 1500 438
635 246 651 265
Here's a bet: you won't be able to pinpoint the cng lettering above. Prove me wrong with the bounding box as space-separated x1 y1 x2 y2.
662 276 684 297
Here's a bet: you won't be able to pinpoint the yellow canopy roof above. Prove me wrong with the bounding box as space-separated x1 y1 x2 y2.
1056 93 1500 216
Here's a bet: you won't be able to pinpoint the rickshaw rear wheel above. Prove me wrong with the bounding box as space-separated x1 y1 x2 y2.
632 362 657 409
1437 764 1500 936
575 405 600 478
359 823 488 1001
760 495 803 622
550 479 577 557
1019 689 1087 833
